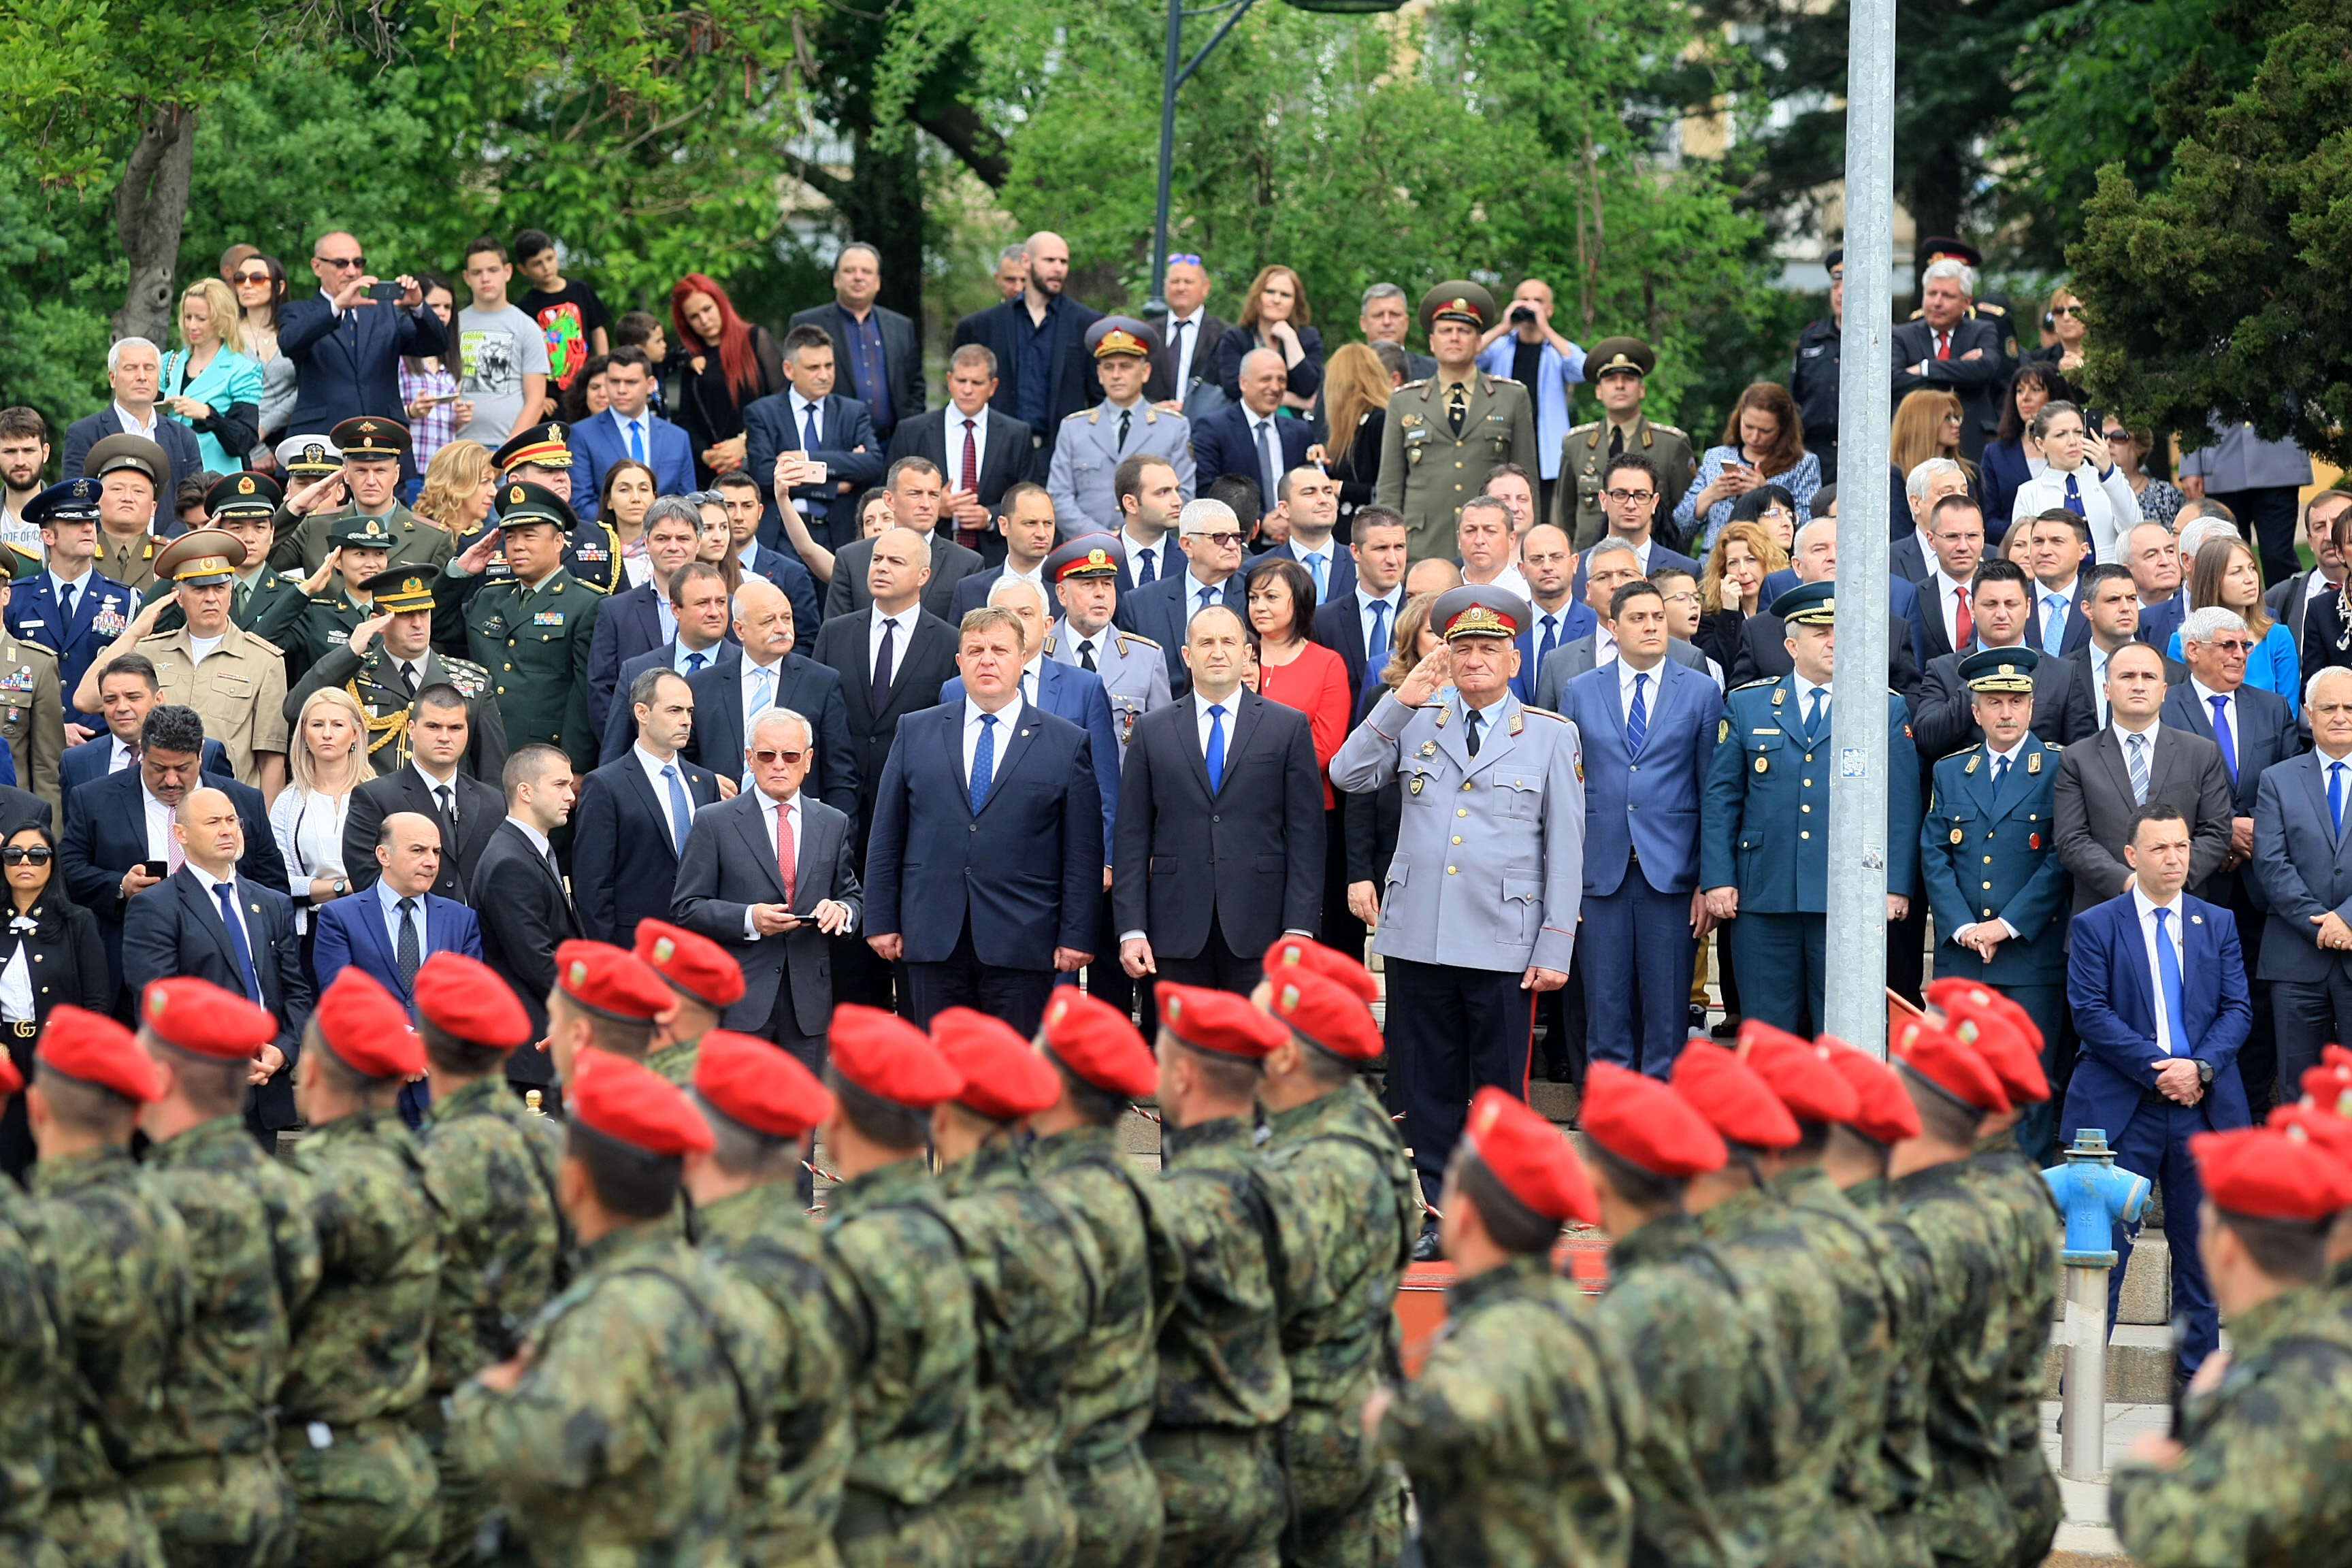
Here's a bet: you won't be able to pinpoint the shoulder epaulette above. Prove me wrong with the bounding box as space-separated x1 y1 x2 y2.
1066 408 1094 424
1729 676 1778 693
306 594 344 608
1939 743 1984 763
1518 704 1569 722
1976 301 2009 317
4 640 56 668
1117 630 1159 652
242 632 283 656
1486 373 1524 387
2043 740 2064 751
1567 419 1600 434
1399 378 1431 391
1650 422 1687 438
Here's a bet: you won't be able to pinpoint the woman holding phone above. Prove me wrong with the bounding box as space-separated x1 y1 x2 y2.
1673 381 1820 553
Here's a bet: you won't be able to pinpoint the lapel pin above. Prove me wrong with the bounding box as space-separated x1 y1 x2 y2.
2191 914 2204 925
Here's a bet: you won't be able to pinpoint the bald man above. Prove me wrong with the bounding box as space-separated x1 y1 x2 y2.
274 229 446 470
951 229 1106 468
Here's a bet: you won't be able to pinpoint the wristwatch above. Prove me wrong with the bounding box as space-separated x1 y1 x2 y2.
2195 1059 2215 1088
331 877 348 895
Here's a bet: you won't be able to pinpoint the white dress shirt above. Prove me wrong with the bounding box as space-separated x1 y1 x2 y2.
142 785 176 862
1795 680 1833 730
788 389 825 449
949 408 990 493
962 697 1019 789
634 744 698 846
2011 463 2142 564
1616 655 1667 727
107 736 138 774
112 402 159 440
2134 885 2189 1055
1594 624 1620 666
0 938 31 1023
1288 538 1339 602
672 637 719 676
2188 677 2238 760
184 862 258 983
1193 690 1241 756
868 604 920 685
1017 658 1045 708
1467 564 1533 603
1927 566 1972 651
377 876 429 958
48 565 100 613
608 406 653 462
410 761 463 824
1166 308 1207 392
2088 644 2119 729
1122 529 1175 586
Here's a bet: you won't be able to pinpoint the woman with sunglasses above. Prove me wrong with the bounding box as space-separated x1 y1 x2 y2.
0 822 110 1181
2028 286 2089 377
233 253 299 463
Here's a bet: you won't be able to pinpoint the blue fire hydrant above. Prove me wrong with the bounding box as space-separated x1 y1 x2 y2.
2042 1127 2153 1478
2043 1126 2151 1265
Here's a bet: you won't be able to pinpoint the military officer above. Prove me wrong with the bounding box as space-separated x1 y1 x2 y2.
12 477 140 740
1050 318 1197 538
293 511 395 670
1329 585 1584 1256
1373 283 1540 564
485 423 625 595
434 481 604 770
271 419 454 575
1700 581 1922 1035
0 545 65 809
85 433 169 593
1043 533 1169 757
286 566 506 781
173 472 310 669
1556 337 1698 550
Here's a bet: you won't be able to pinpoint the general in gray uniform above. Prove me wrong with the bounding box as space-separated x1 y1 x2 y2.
1049 316 1196 540
1373 283 1539 565
1041 532 1170 756
1329 584 1584 1254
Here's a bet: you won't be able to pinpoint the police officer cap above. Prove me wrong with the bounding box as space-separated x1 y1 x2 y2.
83 433 169 486
1431 584 1530 642
496 480 578 534
327 512 397 551
1418 280 1497 333
276 435 343 476
1463 1086 1598 1225
2191 1125 2352 1222
1086 316 1160 361
495 422 574 473
152 528 248 587
1586 337 1656 379
1956 647 2038 693
22 478 102 529
1046 534 1127 583
1769 579 1837 627
329 416 411 464
1917 236 1983 270
206 471 283 522
1 544 37 584
361 566 438 616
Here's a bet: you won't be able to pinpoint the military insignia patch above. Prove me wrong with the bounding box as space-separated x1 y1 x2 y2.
1755 755 1768 774
1966 753 1980 774
533 611 564 626
1950 829 1964 845
2027 751 2042 774
1718 719 1730 743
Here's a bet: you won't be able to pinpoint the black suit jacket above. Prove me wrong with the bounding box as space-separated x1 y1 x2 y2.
2162 680 2303 905
120 869 310 1128
951 297 1105 465
743 391 887 549
343 765 505 902
471 819 578 1069
61 411 206 516
1914 644 2097 763
2054 725 2236 915
787 302 926 440
1191 402 1317 500
0 785 48 838
1113 691 1326 960
1730 610 1923 705
1145 314 1235 406
672 789 861 1038
571 751 721 946
1890 317 2006 459
1890 533 1933 587
886 407 1035 519
823 533 984 623
682 646 860 828
275 293 448 453
811 608 961 851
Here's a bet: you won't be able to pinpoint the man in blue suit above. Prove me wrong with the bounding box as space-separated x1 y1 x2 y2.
13 479 143 739
1509 522 1595 704
743 326 887 549
1563 579 1719 1075
2063 799 2252 1381
596 559 738 765
568 348 695 519
864 605 1103 1036
681 576 858 826
572 668 722 947
1190 349 1316 504
583 499 709 740
2022 508 2096 658
2251 666 2352 1095
273 234 446 476
58 340 205 513
1114 498 1250 693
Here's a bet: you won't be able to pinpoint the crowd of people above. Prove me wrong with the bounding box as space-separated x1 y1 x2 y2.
0 220 2350 1565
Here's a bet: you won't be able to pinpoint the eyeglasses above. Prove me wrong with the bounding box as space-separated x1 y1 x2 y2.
1603 489 1656 504
1194 532 1243 547
1659 589 1700 606
1 847 52 866
2051 304 2085 317
750 749 806 767
315 255 365 270
233 270 272 286
2207 640 2254 655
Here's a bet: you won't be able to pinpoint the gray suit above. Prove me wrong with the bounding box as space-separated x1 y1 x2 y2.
671 787 861 1051
821 531 985 622
1046 399 1196 541
2053 723 2235 915
1531 635 1710 711
2253 748 2352 1089
1044 619 1169 757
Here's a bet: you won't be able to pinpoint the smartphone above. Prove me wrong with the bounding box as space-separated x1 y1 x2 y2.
368 280 403 304
804 461 828 486
139 860 168 879
413 392 460 407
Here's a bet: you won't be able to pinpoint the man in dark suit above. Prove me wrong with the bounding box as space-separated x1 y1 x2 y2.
274 235 446 472
2123 519 2191 654
56 651 233 791
1906 493 1989 669
2267 489 2352 666
1144 256 1232 420
583 499 707 740
1891 457 1973 587
2021 509 2095 658
1190 350 1315 500
2063 800 2252 1381
672 706 861 1072
887 344 1034 561
822 460 986 621
1564 453 1701 598
1264 466 1356 605
470 745 578 1095
945 483 1063 622
2251 666 2352 1095
2070 565 2190 731
59 339 206 515
1913 559 2097 759
950 231 1102 469
573 668 722 948
789 244 926 444
569 348 696 518
2055 641 2236 918
745 325 887 548
1889 259 2005 460
343 684 504 902
595 562 740 765
1115 499 1249 693
864 606 1102 1035
684 577 858 821
1312 506 1409 715
706 472 822 634
121 785 311 1135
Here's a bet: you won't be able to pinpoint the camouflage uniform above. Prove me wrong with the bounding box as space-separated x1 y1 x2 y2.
820 1156 979 1568
936 1137 1102 1568
280 1113 445 1567
2110 1280 2352 1565
451 1220 777 1567
1373 1252 1639 1567
1148 1115 1292 1568
644 1039 703 1086
18 1145 191 1568
0 1208 67 1568
1841 1173 1936 1565
1032 1123 1183 1568
698 1185 855 1568
1961 1130 2063 1568
1260 1081 1419 1568
414 1079 569 1567
1886 1161 2016 1568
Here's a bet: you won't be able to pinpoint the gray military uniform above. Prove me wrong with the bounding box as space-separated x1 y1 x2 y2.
1045 619 1170 756
1047 400 1196 542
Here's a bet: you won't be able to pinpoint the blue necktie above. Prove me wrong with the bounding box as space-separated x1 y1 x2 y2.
1205 703 1227 792
1367 599 1392 672
662 764 693 856
2152 906 2187 1059
1196 583 1218 619
742 666 773 789
685 650 707 673
2208 695 2237 783
1994 753 2010 796
2063 472 2086 517
213 882 263 1003
1536 612 1560 674
1804 686 1827 742
1307 553 1326 602
800 404 824 515
970 713 997 813
2044 593 2068 655
2333 761 2346 838
1627 670 1649 755
627 416 644 463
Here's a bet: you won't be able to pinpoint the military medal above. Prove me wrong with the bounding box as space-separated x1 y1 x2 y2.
1772 687 1785 706
1950 828 1964 845
2029 834 2040 849
1754 755 1768 774
2027 751 2042 774
1419 740 1437 757
1409 776 1425 796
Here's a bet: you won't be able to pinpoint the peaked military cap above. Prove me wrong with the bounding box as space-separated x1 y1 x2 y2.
152 528 247 587
22 478 103 528
83 433 168 485
1769 579 1837 626
1 543 37 583
327 512 397 550
276 435 343 476
1957 646 2038 692
1917 236 1983 270
1418 280 1497 333
1085 316 1160 360
360 565 438 615
1431 583 1530 641
1047 533 1127 583
495 480 577 534
206 470 282 522
330 416 411 464
495 422 573 472
1585 337 1656 378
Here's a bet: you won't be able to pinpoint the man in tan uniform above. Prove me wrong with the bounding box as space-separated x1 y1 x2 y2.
84 433 167 594
0 545 64 811
1554 337 1697 550
1375 282 1539 565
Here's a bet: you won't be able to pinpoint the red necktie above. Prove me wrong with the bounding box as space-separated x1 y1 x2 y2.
776 800 796 906
1935 331 1951 361
960 419 979 495
1953 585 1972 649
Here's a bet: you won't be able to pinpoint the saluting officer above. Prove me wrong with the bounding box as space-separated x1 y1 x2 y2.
1042 532 1169 757
270 416 454 574
0 545 64 809
1375 283 1540 566
436 480 604 770
1049 317 1197 538
1555 338 1697 550
291 511 393 670
1701 581 1922 1034
482 422 625 595
1330 585 1584 1259
286 565 508 781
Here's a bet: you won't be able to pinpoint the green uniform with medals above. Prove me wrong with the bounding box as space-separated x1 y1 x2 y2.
295 512 396 672
433 483 603 771
285 567 508 782
269 419 455 575
1373 284 1540 566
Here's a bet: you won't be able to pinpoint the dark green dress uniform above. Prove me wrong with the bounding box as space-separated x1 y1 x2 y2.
491 422 625 595
433 483 603 771
0 546 65 813
1373 284 1540 565
1699 581 1923 1035
0 1205 67 1568
1554 337 1698 549
294 511 396 672
270 419 456 575
287 568 508 783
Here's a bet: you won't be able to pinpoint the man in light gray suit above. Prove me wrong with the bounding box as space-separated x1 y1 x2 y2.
1530 538 1708 710
2053 639 2235 918
2251 666 2352 1095
670 706 860 1076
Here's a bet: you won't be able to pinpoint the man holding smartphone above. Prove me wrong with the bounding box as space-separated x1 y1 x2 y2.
274 229 446 476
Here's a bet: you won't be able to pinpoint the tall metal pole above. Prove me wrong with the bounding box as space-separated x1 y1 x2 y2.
1823 0 1896 1053
1147 0 1186 318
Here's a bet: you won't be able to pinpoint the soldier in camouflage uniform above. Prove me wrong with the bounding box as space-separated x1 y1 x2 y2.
815 1006 978 1568
16 1009 191 1568
686 1032 853 1568
0 1099 68 1568
2110 1124 2352 1566
1370 1088 1639 1567
407 957 568 1567
634 919 745 1087
452 1047 778 1565
282 567 507 783
1254 947 1420 1568
1145 984 1294 1568
930 1010 1104 1567
129 979 322 1568
1032 992 1183 1568
289 512 394 672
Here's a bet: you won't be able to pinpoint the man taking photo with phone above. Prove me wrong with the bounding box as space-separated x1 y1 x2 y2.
275 228 446 481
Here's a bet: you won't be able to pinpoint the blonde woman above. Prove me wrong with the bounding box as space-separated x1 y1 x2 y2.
272 687 368 947
1216 264 1324 411
1321 342 1393 519
412 440 499 541
1890 389 1975 491
1695 520 1788 672
161 277 264 474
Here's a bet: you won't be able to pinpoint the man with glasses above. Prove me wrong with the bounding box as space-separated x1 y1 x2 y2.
1114 497 1250 693
284 566 508 781
1555 338 1695 550
1570 453 1697 598
1908 492 1988 665
275 229 446 476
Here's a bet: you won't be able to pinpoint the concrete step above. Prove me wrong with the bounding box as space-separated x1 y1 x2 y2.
2040 1398 2170 1560
2040 1320 2208 1404
2051 1235 2170 1328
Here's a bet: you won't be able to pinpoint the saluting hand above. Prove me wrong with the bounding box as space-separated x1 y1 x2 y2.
288 470 350 517
301 549 343 599
455 527 504 576
1394 646 1452 708
346 611 393 658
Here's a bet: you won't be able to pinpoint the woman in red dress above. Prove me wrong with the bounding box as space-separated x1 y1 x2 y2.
1245 555 1352 810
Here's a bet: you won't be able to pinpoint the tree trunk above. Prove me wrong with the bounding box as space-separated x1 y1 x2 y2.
1899 141 1966 290
836 126 926 330
111 102 198 346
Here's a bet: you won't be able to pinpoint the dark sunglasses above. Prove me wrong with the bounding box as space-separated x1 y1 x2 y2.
2 846 53 866
316 255 365 270
234 270 273 284
750 749 807 767
2051 304 2085 317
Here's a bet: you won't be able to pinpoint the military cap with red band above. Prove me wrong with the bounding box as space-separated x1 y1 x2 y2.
36 1007 160 1103
572 1047 713 1156
1672 1041 1801 1151
932 1008 1061 1120
2191 1125 2352 1222
1041 990 1157 1098
414 953 533 1050
694 1030 832 1138
1418 280 1497 333
634 919 747 1010
829 1003 965 1109
314 969 427 1079
1157 982 1289 1060
1737 1022 1861 1128
1823 1044 1923 1145
140 977 278 1058
1045 533 1129 585
1891 1018 2010 1114
1580 1061 1727 1177
1429 585 1531 643
1463 1087 1597 1225
554 941 676 1023
1262 934 1379 1005
1264 969 1382 1062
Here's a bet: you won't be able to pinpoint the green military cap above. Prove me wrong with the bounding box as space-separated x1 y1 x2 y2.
1957 646 2038 693
329 416 412 465
205 470 282 522
495 422 574 473
276 435 342 476
153 527 248 587
1586 337 1656 379
1770 579 1837 627
83 433 169 486
361 566 438 615
496 480 577 534
1 543 39 583
327 512 397 550
1418 280 1497 333
1431 583 1531 642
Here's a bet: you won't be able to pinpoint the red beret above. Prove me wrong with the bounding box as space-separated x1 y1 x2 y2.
828 1003 964 1109
1737 1024 1861 1128
1040 990 1157 1098
1930 983 2048 1105
314 969 427 1080
140 977 278 1060
1262 935 1379 1005
414 953 533 1050
2304 1059 2352 1119
1580 1061 1727 1177
1672 1041 1801 1151
2324 1044 2352 1073
2268 1103 2352 1175
1891 1018 2010 1115
1464 1086 1596 1224
1823 1044 1923 1145
1158 982 1288 1060
1925 976 2044 1054
2191 1126 2352 1222
554 941 676 1023
1264 970 1383 1061
634 919 746 1009
0 1052 18 1096
572 1047 714 1156
693 1030 832 1137
932 1008 1061 1120
36 1007 161 1104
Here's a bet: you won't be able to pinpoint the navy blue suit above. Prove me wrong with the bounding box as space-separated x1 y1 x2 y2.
59 736 231 794
1265 542 1356 606
60 414 203 518
312 887 480 1013
864 700 1103 1035
1509 601 1597 704
1563 659 1720 1075
569 409 696 521
2251 748 2352 1092
1114 571 1246 694
742 391 887 549
1761 565 1921 625
681 646 860 830
121 868 310 1131
274 294 448 464
2063 889 2251 1373
1190 404 1314 503
570 750 721 946
582 582 779 745
739 545 822 636
1313 589 1418 717
941 661 1120 862
598 642 722 765
2137 593 2187 655
7 571 142 729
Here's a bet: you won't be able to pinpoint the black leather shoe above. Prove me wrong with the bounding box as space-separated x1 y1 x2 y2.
1411 1219 1443 1262
1711 1013 1742 1040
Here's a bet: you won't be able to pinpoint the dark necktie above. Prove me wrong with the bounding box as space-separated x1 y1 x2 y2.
231 580 247 622
1465 707 1484 757
1205 704 1227 791
1537 612 1560 672
1367 599 1392 671
395 897 421 988
1994 753 2010 794
1805 686 1827 742
969 713 998 813
870 617 896 712
960 419 979 495
1448 383 1467 437
1136 544 1158 586
2064 472 2086 517
1171 318 1189 382
395 660 416 696
1256 420 1280 508
58 581 74 624
1078 638 1097 672
1117 407 1132 455
801 402 821 457
546 846 570 906
213 883 263 1002
433 783 458 861
1607 425 1623 460
685 650 708 673
2331 761 2345 838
